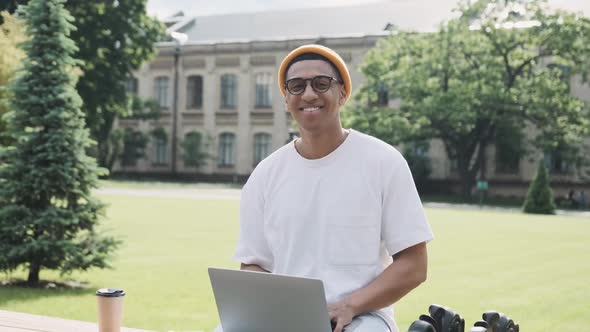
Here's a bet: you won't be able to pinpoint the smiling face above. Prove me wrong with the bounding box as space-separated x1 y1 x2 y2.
284 59 347 136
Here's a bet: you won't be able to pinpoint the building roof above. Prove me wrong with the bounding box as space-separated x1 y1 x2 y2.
162 1 451 45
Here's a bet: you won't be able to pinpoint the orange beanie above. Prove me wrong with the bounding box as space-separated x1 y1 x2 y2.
278 44 352 100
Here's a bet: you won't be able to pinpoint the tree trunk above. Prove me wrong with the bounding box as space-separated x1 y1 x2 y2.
458 172 475 198
457 154 475 198
27 261 41 285
97 135 112 171
107 143 120 172
94 110 117 170
477 140 489 200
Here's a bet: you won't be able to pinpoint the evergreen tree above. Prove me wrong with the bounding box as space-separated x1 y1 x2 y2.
523 161 556 214
0 0 119 285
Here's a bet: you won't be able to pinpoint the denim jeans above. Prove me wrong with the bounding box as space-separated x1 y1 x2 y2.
211 313 391 332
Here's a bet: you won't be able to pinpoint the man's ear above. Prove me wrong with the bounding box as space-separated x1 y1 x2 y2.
338 87 347 106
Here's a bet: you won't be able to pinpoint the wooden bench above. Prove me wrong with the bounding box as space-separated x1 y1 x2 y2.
0 309 155 332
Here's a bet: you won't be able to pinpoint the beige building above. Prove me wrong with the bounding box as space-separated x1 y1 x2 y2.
115 2 590 198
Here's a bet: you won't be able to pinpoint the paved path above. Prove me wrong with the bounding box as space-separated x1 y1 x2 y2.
96 187 241 200
425 202 590 217
95 187 590 217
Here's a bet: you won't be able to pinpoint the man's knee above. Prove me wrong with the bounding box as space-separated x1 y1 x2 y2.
345 314 390 332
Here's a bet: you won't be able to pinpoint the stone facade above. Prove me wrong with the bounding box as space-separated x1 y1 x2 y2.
113 9 590 197
115 37 378 178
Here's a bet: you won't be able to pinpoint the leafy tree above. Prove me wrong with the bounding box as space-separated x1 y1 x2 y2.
0 11 25 146
0 1 22 24
0 0 119 285
494 119 526 174
182 131 210 168
66 1 165 171
107 96 160 170
120 127 149 168
1 0 165 171
523 161 556 214
403 141 432 192
344 0 590 197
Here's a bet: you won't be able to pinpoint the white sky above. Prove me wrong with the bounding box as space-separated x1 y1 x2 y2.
147 0 590 19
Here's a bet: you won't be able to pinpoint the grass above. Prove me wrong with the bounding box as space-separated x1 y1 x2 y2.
1 193 589 332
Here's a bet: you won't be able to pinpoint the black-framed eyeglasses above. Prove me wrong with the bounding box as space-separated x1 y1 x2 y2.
284 75 341 95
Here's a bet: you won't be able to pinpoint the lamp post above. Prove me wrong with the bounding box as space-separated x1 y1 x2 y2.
170 31 188 175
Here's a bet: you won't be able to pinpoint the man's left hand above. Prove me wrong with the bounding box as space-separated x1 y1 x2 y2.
328 299 356 332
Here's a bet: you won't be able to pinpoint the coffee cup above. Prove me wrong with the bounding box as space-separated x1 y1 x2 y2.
96 288 125 332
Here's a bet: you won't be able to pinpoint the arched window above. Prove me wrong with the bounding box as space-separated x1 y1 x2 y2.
154 76 169 109
186 75 203 109
220 74 237 109
218 133 235 167
183 131 206 167
151 128 168 165
126 77 138 95
121 128 147 167
253 133 271 165
255 73 272 108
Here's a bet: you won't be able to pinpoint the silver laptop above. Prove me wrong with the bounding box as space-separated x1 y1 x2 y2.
208 267 333 332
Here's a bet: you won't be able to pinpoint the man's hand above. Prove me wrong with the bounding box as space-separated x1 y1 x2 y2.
240 263 269 273
328 299 357 332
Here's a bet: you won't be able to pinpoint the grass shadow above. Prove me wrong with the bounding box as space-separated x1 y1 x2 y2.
0 278 95 306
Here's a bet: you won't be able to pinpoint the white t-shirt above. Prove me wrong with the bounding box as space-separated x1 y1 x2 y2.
234 129 434 332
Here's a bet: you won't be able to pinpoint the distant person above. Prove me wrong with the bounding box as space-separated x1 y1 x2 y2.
219 44 434 332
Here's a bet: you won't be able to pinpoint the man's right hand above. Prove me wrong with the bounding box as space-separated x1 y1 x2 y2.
240 263 270 273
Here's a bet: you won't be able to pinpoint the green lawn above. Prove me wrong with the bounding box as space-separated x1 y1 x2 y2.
1 194 589 332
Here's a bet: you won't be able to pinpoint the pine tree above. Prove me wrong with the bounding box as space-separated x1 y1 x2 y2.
0 0 119 285
523 161 556 215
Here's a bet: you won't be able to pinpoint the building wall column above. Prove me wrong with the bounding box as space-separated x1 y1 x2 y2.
202 55 217 174
236 54 252 174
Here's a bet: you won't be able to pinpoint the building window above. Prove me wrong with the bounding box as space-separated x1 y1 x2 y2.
183 131 207 167
407 141 428 157
220 74 237 109
255 73 272 108
253 133 272 165
376 83 389 106
495 145 521 174
369 82 388 106
121 128 148 167
151 128 168 165
286 130 299 144
154 76 169 109
218 133 235 167
186 75 203 109
544 151 573 175
403 141 431 185
126 77 138 95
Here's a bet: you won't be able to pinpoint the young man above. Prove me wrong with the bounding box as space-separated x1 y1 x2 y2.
233 44 433 332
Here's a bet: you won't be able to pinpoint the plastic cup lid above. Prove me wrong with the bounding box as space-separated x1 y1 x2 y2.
96 288 126 297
